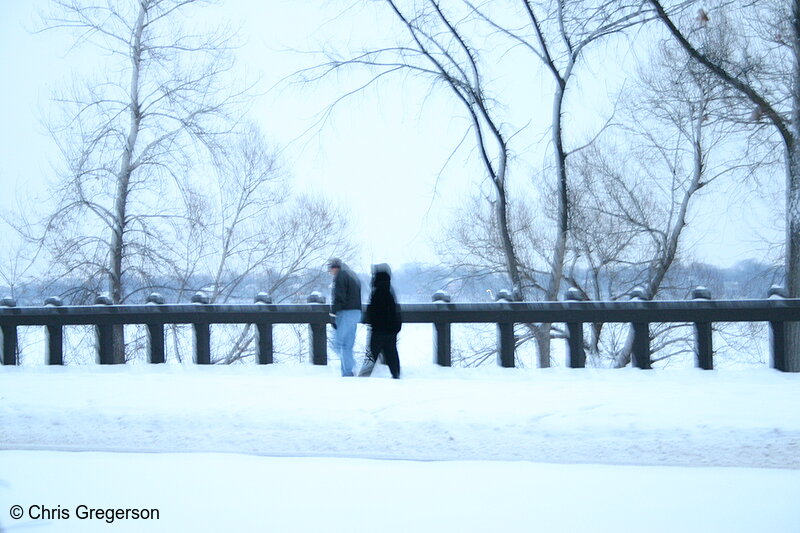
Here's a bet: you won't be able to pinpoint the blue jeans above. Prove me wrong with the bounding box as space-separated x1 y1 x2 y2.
333 309 360 376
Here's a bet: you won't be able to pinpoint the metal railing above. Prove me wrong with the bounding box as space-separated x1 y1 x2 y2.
0 287 797 371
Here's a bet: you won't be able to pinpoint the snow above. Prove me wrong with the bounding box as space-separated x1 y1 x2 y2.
1 363 799 532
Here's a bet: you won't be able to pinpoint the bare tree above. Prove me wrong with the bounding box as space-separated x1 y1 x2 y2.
441 32 759 368
208 194 358 365
298 0 647 366
646 0 800 370
0 227 40 302
460 0 648 365
567 37 761 366
163 123 357 364
20 0 244 361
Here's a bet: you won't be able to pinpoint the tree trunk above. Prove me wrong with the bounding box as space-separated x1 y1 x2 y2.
784 0 800 372
549 84 568 303
534 325 551 369
533 83 570 369
495 184 523 293
107 3 146 363
785 144 800 371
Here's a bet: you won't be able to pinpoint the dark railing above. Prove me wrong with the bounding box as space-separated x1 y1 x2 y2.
0 287 797 371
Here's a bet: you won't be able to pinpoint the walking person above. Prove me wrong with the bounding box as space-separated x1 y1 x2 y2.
360 264 401 379
328 258 362 377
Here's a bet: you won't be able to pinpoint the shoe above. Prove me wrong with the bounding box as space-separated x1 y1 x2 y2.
358 357 375 377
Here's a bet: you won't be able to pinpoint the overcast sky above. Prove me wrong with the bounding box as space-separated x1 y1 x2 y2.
0 0 783 274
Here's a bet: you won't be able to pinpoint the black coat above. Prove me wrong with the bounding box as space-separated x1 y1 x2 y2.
365 271 402 334
331 266 362 313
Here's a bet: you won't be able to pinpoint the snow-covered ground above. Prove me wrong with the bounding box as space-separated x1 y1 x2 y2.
1 363 799 532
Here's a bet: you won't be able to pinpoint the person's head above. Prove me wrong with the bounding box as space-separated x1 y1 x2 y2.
372 270 391 289
371 264 392 291
371 263 391 277
327 258 342 276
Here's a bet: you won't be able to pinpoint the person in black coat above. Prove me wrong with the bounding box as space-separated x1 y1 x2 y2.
360 265 401 379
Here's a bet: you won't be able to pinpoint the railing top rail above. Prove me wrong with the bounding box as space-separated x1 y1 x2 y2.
0 298 798 326
403 298 800 323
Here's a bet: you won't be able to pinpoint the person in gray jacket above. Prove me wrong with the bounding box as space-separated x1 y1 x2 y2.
328 258 362 376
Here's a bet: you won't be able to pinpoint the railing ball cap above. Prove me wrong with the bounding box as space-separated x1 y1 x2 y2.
692 286 712 300
255 292 273 304
146 292 165 305
768 285 788 299
44 296 63 306
629 287 649 301
432 290 451 303
565 287 584 301
1 296 16 307
496 289 514 302
307 291 326 304
191 291 210 304
94 294 113 305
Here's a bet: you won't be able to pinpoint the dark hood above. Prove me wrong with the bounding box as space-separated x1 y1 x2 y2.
372 271 391 291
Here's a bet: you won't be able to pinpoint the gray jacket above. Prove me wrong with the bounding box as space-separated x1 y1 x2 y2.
331 267 362 313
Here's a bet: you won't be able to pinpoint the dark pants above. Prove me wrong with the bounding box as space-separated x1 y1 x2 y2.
364 331 400 379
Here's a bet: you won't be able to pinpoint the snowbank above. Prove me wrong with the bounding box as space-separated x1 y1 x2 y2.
1 364 798 467
1 364 799 532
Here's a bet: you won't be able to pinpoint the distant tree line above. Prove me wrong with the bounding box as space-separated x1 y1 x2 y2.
3 258 778 306
389 259 781 302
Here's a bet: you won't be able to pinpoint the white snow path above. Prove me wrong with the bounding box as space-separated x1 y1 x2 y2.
1 365 798 468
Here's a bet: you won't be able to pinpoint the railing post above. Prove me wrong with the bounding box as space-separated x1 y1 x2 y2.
691 287 714 370
255 292 273 365
432 291 452 367
768 286 788 371
94 294 120 364
191 292 211 365
630 288 651 369
1 297 18 366
146 293 166 364
496 323 514 367
307 292 327 366
565 288 586 368
496 290 515 368
44 297 64 365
